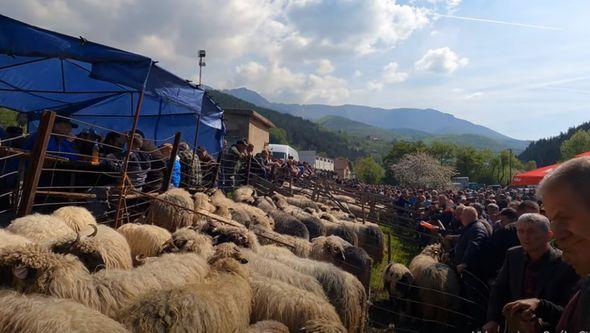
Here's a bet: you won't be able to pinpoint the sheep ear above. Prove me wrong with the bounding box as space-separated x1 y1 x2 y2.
13 265 29 280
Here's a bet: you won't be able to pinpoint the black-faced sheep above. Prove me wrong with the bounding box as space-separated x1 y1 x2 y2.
247 320 290 333
0 244 210 318
117 223 171 265
159 227 214 259
117 258 252 333
383 262 414 314
254 196 277 214
310 236 373 292
51 224 133 271
0 290 130 333
260 245 367 333
201 221 260 251
250 273 345 332
147 188 194 232
6 213 76 243
408 244 460 323
52 206 98 233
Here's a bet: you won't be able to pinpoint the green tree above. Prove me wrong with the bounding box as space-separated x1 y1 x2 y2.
355 156 385 184
269 127 289 145
427 141 457 165
560 129 590 160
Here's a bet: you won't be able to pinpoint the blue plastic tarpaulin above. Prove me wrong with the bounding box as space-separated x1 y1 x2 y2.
0 14 224 155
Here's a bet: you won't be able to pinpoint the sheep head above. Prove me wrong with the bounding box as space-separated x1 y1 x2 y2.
0 244 86 293
49 225 105 273
383 263 413 301
209 243 248 265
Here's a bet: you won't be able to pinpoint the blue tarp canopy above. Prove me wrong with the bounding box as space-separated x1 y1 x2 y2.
0 14 224 155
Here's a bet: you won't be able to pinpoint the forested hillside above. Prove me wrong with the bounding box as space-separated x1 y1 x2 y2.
519 121 590 166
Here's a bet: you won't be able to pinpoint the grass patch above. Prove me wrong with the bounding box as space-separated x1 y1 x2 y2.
370 224 420 301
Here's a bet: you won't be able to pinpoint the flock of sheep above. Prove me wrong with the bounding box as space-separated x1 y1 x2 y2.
0 186 396 333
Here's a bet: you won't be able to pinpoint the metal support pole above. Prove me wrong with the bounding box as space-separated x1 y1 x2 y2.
114 90 146 228
17 111 55 217
509 148 513 185
191 114 201 159
245 157 252 185
161 132 182 192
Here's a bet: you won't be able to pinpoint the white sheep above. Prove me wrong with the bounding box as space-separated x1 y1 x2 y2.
117 258 252 333
147 188 194 232
233 185 257 204
117 223 171 265
0 244 210 319
242 248 327 299
7 213 76 243
50 224 133 272
0 290 130 333
259 245 367 333
52 206 98 233
250 273 345 332
159 227 214 260
0 229 31 250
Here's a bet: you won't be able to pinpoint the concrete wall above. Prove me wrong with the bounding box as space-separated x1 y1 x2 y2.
248 119 270 154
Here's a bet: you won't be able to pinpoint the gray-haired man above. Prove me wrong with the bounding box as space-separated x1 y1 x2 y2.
483 213 579 333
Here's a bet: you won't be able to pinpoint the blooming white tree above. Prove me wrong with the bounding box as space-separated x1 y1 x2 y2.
390 152 456 189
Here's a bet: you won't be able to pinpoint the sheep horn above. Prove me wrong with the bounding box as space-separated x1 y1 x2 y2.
135 254 146 264
87 224 98 238
72 230 81 244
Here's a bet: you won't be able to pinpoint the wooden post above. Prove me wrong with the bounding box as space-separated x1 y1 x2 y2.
387 232 392 264
161 132 182 192
17 111 55 217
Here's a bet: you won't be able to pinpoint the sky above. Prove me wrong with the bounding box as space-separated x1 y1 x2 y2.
3 0 590 140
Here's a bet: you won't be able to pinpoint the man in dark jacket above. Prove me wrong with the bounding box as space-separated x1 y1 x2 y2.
454 206 490 279
483 213 579 333
485 207 520 280
504 157 590 332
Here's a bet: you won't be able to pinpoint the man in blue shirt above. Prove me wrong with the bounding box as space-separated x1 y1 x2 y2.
24 117 79 160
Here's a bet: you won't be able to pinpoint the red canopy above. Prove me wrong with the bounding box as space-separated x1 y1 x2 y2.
511 151 590 186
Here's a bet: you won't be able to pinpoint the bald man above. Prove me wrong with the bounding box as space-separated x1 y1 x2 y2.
454 206 491 279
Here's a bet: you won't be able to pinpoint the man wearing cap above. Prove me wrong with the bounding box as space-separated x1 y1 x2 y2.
25 117 80 160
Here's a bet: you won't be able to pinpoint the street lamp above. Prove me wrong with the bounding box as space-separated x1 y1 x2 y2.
198 50 206 87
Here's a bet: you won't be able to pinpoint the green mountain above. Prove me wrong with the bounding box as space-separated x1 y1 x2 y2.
316 115 525 152
519 120 590 166
207 91 389 160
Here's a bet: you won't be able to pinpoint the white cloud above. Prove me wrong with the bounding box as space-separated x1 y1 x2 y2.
415 47 469 74
353 70 363 78
464 91 484 99
229 61 350 104
430 30 439 36
366 62 408 91
382 62 409 83
316 59 335 75
426 0 461 13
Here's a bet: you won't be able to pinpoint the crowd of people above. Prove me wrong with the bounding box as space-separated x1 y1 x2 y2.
340 168 589 332
0 118 218 214
219 138 317 189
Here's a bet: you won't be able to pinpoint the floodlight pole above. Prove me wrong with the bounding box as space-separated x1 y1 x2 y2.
198 50 206 87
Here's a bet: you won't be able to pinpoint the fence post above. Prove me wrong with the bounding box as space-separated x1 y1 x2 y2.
17 111 55 217
161 132 182 192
